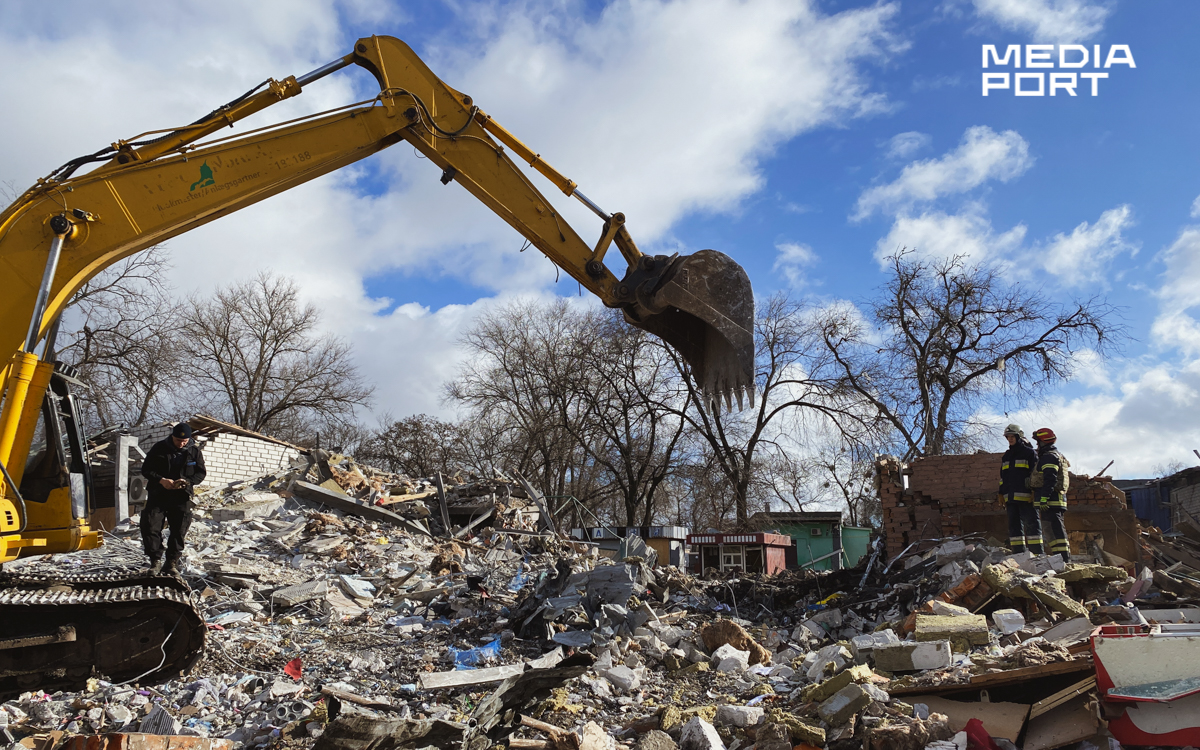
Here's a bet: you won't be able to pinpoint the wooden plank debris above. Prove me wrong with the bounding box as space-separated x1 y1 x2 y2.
1029 676 1097 720
378 489 437 506
889 658 1094 696
435 472 451 534
417 648 564 690
514 471 556 535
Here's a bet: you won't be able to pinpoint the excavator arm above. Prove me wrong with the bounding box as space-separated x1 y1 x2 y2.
0 34 754 560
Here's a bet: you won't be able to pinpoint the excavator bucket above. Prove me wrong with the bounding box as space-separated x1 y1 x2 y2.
621 250 755 411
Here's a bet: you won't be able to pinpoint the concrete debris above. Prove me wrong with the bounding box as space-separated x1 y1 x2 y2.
8 442 1200 750
677 716 725 750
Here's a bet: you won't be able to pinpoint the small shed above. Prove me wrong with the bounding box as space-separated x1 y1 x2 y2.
686 532 791 576
749 511 872 570
570 526 688 567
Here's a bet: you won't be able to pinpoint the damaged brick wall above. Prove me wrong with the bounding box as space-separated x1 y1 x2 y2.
126 422 301 490
876 453 1135 561
196 432 301 488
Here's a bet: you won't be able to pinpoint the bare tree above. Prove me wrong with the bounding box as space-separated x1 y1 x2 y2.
447 300 689 525
446 299 606 505
360 413 466 477
668 292 873 526
55 245 181 428
178 273 373 440
818 250 1125 460
804 443 880 527
563 310 687 526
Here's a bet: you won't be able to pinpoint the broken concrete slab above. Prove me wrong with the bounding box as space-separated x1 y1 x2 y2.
803 663 873 703
1057 564 1127 582
713 704 763 728
678 716 725 750
271 580 330 608
762 710 825 746
711 643 749 673
874 640 952 672
817 683 871 726
211 495 284 522
292 480 430 535
851 628 900 659
603 665 640 693
313 701 465 750
914 614 990 651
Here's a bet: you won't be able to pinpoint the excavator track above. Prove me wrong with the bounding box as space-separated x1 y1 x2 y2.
0 570 206 699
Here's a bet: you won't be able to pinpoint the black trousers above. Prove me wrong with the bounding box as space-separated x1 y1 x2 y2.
141 495 192 562
1041 507 1069 561
1006 500 1043 554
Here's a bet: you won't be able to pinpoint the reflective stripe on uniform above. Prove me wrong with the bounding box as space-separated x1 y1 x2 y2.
1048 539 1070 552
1041 463 1060 471
1002 462 1011 469
1015 460 1030 468
1013 492 1033 501
1009 537 1026 549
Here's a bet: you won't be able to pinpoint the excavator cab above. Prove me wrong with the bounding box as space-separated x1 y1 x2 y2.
19 365 91 516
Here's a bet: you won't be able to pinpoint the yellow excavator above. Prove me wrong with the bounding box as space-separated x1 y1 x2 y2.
0 35 754 696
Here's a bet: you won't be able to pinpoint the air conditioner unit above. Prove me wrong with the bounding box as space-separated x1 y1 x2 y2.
810 527 822 537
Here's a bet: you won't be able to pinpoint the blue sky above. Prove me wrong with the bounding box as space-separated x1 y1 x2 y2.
2 0 1198 477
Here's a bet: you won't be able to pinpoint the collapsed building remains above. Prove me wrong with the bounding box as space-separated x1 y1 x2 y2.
877 453 1139 565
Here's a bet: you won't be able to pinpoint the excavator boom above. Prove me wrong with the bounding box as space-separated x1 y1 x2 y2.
0 34 755 694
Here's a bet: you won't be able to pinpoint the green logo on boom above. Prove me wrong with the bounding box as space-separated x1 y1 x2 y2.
190 162 215 192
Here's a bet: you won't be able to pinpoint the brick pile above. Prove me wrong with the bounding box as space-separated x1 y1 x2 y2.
877 453 1127 559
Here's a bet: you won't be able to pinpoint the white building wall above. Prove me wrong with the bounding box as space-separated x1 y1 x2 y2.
128 423 301 489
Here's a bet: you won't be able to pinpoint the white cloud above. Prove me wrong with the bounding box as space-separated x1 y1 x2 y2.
773 242 818 289
0 0 903 421
884 131 932 160
1152 227 1200 358
854 126 1032 220
876 201 1135 289
874 204 1027 264
1040 204 1137 287
1191 194 1200 219
972 0 1111 42
996 360 1200 478
434 0 903 238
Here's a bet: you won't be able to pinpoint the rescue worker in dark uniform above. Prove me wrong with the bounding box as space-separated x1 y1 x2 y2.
140 423 206 575
999 424 1042 554
1033 427 1070 562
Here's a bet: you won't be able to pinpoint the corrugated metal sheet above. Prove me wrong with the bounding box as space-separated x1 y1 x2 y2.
1130 484 1172 531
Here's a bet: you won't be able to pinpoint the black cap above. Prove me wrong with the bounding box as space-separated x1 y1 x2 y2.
172 423 193 439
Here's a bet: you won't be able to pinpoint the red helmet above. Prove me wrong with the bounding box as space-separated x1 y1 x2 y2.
1032 427 1056 443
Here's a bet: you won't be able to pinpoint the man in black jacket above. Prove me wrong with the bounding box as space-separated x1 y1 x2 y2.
1033 427 1070 562
140 422 206 575
999 423 1042 554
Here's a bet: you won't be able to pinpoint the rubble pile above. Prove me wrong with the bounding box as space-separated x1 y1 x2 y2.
2 451 1197 750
